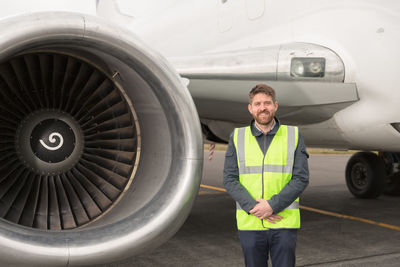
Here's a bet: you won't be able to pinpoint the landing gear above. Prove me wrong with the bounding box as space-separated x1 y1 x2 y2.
385 173 400 195
381 153 400 196
345 152 386 198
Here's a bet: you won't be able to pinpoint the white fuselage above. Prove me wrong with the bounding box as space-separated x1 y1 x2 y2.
118 0 400 151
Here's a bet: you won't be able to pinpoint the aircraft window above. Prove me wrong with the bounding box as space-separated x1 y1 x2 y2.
221 0 228 4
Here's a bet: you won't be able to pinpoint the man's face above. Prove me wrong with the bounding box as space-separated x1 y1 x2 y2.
248 93 278 126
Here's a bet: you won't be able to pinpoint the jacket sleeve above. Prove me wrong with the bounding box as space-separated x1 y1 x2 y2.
267 131 310 214
223 131 258 213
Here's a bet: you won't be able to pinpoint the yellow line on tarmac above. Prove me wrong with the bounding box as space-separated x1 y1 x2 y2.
200 184 400 231
299 205 400 231
200 184 227 192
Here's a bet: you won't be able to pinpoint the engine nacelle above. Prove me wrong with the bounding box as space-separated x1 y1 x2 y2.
0 12 203 266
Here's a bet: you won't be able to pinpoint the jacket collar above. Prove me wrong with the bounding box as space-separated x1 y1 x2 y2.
250 117 280 137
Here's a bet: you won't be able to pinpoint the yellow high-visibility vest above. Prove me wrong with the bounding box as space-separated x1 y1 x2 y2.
233 125 300 230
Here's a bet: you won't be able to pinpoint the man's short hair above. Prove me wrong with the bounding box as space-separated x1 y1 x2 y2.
248 83 276 104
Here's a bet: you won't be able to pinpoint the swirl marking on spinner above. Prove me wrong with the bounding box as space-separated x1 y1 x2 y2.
40 132 64 151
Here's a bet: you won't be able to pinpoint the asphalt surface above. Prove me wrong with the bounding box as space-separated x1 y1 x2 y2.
98 152 400 267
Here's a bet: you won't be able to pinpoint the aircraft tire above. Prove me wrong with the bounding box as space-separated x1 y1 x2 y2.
384 172 400 196
345 152 386 198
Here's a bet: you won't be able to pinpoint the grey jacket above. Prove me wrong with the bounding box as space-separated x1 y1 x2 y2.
223 118 309 214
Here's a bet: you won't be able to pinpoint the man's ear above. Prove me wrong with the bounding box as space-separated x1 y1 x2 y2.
274 101 279 111
248 103 252 114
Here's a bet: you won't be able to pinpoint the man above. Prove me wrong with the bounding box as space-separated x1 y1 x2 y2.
223 84 309 267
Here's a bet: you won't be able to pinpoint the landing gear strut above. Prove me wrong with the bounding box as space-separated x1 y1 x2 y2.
345 152 386 198
381 152 400 196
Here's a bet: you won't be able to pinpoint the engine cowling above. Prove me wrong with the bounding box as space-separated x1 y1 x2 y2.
0 12 203 266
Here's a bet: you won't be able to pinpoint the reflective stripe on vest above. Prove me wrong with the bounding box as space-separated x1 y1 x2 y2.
233 125 300 230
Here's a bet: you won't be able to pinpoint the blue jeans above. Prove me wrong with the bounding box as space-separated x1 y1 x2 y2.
238 229 297 267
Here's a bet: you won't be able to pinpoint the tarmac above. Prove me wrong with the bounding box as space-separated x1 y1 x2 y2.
98 152 400 267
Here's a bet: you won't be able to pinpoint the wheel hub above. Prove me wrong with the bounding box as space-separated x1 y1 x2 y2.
351 163 368 189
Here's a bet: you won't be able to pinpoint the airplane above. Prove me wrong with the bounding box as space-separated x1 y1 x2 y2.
0 0 398 266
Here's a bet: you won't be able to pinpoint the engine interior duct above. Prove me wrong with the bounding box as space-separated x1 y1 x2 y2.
0 12 203 266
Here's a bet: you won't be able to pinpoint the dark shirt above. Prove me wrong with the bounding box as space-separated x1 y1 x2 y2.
223 118 309 214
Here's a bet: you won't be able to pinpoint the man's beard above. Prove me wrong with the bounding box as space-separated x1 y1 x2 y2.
253 111 274 126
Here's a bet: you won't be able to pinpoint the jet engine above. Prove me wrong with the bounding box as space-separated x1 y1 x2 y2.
0 12 203 266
